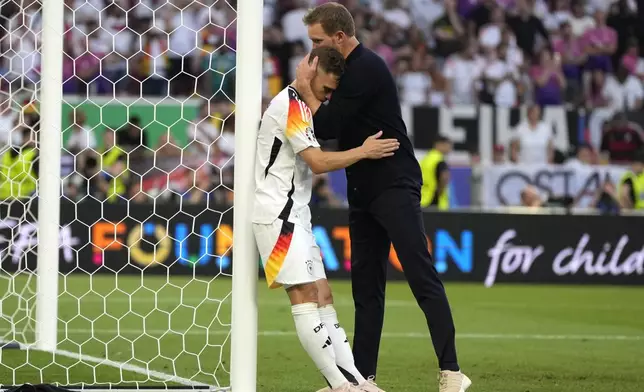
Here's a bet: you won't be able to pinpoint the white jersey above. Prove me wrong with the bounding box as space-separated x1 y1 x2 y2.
253 86 320 229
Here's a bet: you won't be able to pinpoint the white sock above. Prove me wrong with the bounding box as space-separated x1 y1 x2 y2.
292 303 347 389
319 304 367 385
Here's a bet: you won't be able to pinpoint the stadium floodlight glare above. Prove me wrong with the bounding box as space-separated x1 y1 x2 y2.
0 0 262 390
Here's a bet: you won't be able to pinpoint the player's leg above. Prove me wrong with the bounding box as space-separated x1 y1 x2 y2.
317 279 365 385
286 282 350 390
348 206 391 379
317 279 386 392
254 219 354 391
369 187 461 365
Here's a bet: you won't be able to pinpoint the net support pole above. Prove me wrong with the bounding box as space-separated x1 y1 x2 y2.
35 0 64 351
230 0 263 390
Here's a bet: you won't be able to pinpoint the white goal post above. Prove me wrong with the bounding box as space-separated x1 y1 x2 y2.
35 0 65 352
0 0 263 389
230 0 262 391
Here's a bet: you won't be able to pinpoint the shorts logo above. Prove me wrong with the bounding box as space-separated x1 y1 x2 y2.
306 259 314 275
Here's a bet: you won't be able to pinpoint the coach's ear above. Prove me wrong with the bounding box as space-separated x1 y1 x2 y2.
333 30 347 44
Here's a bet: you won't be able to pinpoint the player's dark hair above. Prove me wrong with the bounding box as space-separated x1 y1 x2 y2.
303 3 356 38
309 47 346 78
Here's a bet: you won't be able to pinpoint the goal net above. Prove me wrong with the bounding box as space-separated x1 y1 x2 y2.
0 0 258 388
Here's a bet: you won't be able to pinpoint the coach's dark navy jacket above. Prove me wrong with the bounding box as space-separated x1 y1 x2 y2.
312 44 422 208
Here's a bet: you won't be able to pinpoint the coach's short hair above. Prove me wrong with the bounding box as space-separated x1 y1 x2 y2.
309 47 346 77
303 3 356 38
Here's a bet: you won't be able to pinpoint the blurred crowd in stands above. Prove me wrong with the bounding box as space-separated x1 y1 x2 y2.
1 0 643 211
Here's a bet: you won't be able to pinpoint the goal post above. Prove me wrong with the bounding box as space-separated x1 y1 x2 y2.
230 0 263 390
35 0 65 352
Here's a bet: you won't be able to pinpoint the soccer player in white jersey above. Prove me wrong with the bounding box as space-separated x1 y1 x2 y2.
253 47 396 392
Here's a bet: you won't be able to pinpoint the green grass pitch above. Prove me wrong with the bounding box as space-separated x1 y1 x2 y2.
0 275 642 391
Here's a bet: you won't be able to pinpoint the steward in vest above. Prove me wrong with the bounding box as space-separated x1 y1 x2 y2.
0 137 39 200
99 131 129 203
420 136 453 210
618 149 644 210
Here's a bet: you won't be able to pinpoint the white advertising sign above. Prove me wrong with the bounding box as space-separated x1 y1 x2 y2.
481 163 629 207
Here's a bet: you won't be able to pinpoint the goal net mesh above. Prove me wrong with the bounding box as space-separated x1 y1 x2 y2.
0 0 237 388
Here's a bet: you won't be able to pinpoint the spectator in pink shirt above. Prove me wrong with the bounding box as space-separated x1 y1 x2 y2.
582 10 617 73
553 21 586 90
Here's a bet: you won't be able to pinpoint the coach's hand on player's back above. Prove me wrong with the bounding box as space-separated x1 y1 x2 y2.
361 131 399 159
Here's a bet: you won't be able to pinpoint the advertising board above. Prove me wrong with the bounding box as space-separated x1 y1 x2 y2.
1 202 641 285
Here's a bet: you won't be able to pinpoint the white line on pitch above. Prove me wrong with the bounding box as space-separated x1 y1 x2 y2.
53 297 644 311
17 328 644 341
44 348 210 387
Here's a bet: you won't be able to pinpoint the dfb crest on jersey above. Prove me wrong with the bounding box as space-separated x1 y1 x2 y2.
305 259 314 275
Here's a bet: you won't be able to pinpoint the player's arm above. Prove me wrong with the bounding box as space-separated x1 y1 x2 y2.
299 131 399 174
295 57 375 140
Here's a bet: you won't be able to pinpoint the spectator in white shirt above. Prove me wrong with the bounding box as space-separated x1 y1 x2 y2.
585 69 616 150
587 66 644 149
603 66 644 112
543 0 572 33
382 0 413 30
398 54 431 106
186 101 220 160
514 104 554 164
408 0 445 38
163 3 200 96
444 40 482 105
282 0 311 51
569 1 595 37
140 20 169 96
479 46 517 105
101 4 135 94
65 110 96 153
4 10 40 86
217 115 235 158
478 6 505 50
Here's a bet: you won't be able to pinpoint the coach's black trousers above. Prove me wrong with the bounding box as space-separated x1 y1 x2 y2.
349 186 459 377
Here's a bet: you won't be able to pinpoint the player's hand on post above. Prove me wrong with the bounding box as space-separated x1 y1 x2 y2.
361 131 400 159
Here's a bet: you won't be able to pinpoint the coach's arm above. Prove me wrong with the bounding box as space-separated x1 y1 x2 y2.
296 59 375 140
299 131 398 174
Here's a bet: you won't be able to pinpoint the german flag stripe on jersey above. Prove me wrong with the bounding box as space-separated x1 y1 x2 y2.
264 220 295 288
285 87 311 139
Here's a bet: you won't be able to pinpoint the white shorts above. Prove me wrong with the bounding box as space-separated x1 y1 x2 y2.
253 219 326 289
